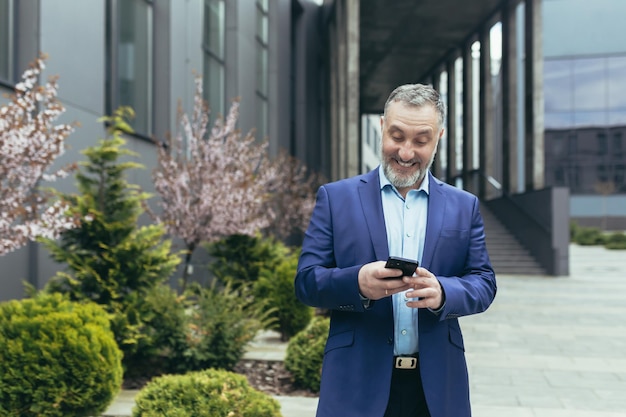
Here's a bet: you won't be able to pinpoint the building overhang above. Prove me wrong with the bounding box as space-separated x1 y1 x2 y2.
360 0 509 114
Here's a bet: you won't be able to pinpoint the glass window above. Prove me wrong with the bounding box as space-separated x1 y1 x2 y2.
596 165 608 182
597 132 608 155
544 59 573 112
573 111 606 128
568 134 578 154
554 167 565 186
608 55 626 112
203 0 225 118
573 57 605 111
545 111 574 129
615 165 625 190
255 0 269 140
608 111 626 126
613 131 623 153
109 0 153 135
0 0 13 82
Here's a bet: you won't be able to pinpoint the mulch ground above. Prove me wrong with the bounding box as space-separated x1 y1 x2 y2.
123 359 318 398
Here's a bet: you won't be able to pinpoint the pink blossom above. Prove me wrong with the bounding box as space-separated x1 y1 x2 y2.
0 55 78 255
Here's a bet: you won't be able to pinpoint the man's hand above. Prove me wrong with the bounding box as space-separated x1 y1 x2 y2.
402 267 444 310
358 261 412 300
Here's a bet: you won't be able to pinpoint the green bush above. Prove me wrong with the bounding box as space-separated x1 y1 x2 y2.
166 283 274 373
254 249 313 341
122 283 188 380
132 369 282 417
570 221 580 241
0 293 122 417
604 232 626 250
284 316 329 393
206 233 288 286
573 226 605 246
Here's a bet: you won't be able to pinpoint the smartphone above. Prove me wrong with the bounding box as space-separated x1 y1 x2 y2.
384 256 419 279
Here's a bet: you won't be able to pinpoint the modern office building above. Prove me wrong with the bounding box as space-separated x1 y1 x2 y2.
542 0 626 230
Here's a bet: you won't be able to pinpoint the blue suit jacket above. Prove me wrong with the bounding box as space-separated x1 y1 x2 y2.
295 168 496 417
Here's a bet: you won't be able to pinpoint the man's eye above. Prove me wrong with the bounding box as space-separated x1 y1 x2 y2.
392 136 403 141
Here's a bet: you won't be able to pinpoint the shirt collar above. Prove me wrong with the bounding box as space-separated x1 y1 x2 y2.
378 165 430 195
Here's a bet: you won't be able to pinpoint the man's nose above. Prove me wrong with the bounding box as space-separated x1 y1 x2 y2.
398 143 415 161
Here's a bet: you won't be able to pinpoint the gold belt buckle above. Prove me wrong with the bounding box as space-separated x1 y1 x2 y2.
394 356 418 369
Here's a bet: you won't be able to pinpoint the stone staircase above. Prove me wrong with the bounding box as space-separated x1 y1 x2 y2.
480 204 546 275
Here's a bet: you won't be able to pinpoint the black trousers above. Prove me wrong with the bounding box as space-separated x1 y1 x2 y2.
383 358 431 417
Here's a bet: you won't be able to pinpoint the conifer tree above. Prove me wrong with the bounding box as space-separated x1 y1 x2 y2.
43 108 180 361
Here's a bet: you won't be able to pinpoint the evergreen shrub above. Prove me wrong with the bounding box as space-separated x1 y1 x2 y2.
254 248 313 341
206 233 288 286
132 369 282 417
0 293 122 417
167 283 273 373
573 226 605 246
284 316 330 393
604 232 626 250
41 109 180 374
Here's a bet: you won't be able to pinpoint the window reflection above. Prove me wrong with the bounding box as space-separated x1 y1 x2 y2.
114 0 152 134
544 59 572 112
544 53 626 194
0 0 12 82
203 0 225 118
573 58 605 111
608 55 626 109
256 0 269 140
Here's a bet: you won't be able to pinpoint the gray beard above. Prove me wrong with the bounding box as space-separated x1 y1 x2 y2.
383 151 436 189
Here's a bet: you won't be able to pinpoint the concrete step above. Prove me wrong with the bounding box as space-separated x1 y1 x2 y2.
480 204 546 275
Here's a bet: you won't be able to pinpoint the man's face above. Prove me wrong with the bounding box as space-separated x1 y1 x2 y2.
380 101 444 193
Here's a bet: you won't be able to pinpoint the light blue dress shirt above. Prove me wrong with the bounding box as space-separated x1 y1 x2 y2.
379 166 429 355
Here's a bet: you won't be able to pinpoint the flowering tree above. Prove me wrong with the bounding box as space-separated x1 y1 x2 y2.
152 78 318 288
153 79 274 288
264 150 320 240
0 55 76 256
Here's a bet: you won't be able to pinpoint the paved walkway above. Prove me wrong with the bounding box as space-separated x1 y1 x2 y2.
104 244 626 417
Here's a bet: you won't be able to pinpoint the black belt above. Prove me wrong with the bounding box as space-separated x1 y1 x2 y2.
393 354 419 370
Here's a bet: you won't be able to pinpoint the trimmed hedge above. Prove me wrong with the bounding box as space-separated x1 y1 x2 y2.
284 316 329 393
605 232 626 249
132 368 282 417
0 293 122 417
571 222 626 249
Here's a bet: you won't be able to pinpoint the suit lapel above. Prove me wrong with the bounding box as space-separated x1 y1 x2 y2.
358 169 389 261
422 173 446 270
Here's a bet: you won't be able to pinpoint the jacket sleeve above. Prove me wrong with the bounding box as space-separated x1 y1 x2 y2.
294 185 368 312
434 196 497 321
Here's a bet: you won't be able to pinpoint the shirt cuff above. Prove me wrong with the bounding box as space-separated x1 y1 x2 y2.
359 292 372 309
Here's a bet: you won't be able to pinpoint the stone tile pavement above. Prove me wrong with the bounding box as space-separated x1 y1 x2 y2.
104 244 626 417
465 243 626 417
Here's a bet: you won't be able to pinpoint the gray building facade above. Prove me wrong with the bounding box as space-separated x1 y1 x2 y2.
0 0 324 301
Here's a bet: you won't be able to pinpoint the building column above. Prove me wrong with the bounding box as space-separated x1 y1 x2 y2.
446 57 458 185
479 24 496 200
431 71 444 181
524 0 544 190
462 41 476 195
502 0 519 195
329 0 360 181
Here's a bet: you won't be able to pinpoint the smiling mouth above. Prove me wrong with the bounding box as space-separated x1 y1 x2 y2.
394 159 416 168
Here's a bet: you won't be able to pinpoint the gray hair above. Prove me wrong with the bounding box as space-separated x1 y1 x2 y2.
382 84 446 130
